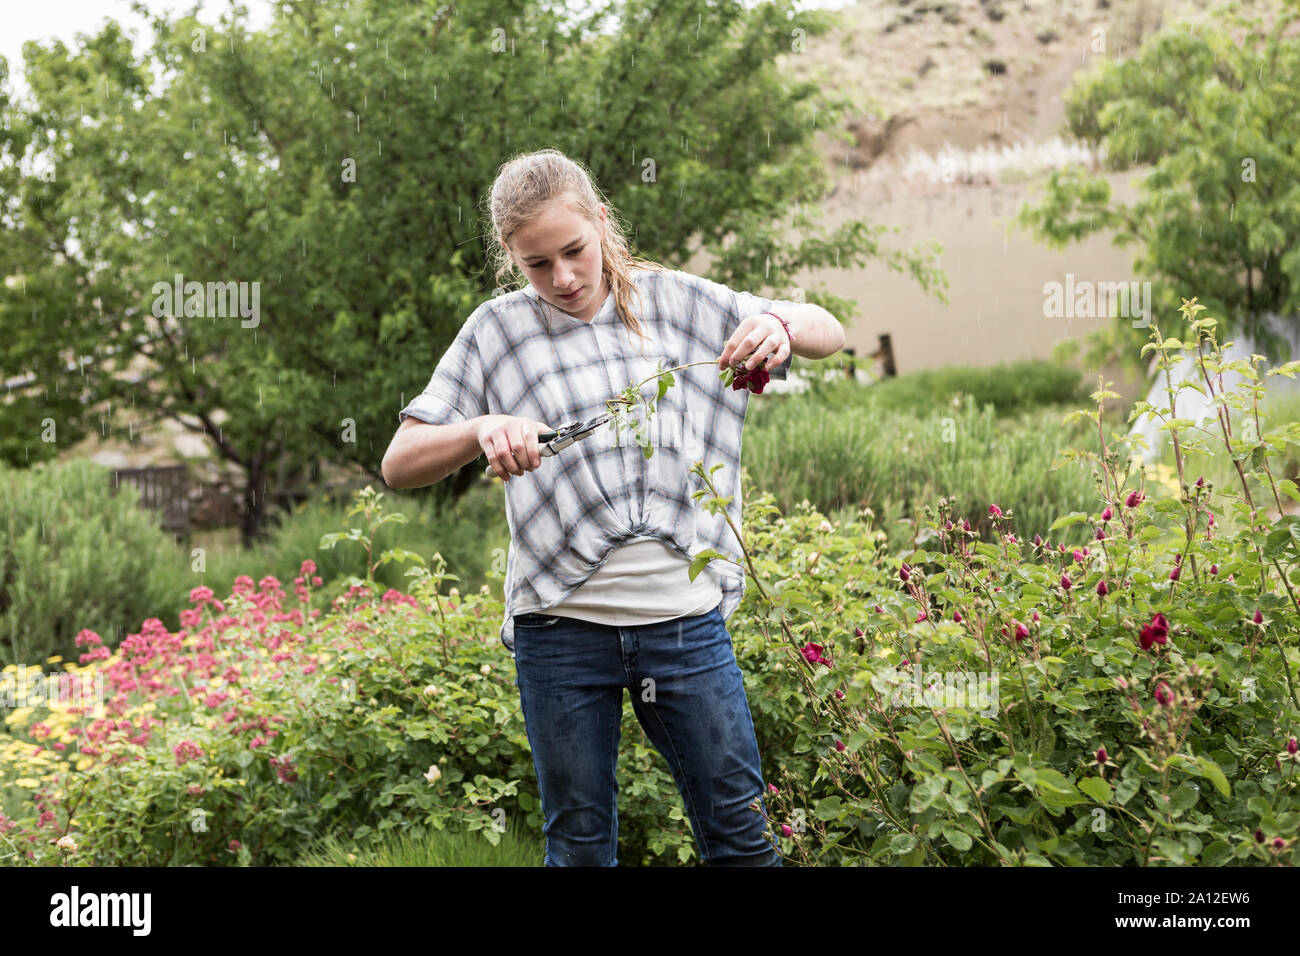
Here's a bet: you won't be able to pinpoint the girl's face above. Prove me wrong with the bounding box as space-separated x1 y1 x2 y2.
505 200 607 321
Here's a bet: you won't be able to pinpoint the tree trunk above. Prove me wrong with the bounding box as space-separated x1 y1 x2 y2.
240 455 271 550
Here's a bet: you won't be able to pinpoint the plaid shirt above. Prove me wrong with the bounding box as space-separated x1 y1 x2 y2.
397 267 794 653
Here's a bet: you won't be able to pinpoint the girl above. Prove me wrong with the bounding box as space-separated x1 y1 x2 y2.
386 147 843 866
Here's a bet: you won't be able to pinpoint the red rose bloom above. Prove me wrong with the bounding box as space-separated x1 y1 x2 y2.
1139 612 1169 651
730 363 770 394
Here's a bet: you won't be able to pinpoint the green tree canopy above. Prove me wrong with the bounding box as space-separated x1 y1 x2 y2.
0 0 946 544
1016 1 1299 367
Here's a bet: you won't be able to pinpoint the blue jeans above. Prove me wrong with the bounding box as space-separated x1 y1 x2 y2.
511 603 783 867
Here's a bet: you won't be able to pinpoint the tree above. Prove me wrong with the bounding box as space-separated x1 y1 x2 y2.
0 0 946 546
1016 1 1300 370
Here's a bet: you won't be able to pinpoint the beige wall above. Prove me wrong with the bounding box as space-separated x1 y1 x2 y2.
688 166 1150 377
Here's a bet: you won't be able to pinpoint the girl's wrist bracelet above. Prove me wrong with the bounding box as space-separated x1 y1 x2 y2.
764 311 795 348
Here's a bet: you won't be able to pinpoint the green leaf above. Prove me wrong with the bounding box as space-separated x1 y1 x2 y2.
1078 776 1112 803
688 549 722 582
943 827 973 852
889 832 917 854
1194 756 1231 799
1050 512 1089 531
1201 840 1232 866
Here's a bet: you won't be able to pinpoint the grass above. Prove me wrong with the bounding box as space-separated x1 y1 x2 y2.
293 819 546 867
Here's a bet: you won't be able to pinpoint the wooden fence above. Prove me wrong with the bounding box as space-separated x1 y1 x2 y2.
109 465 191 543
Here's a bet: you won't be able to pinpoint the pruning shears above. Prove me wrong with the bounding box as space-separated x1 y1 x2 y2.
483 414 612 477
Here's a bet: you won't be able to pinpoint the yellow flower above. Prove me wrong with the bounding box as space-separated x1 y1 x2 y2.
5 708 33 728
46 656 63 664
13 777 40 788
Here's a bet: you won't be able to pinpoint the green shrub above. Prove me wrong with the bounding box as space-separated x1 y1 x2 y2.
194 482 511 609
5 306 1296 866
864 360 1087 417
744 393 1101 551
0 460 191 668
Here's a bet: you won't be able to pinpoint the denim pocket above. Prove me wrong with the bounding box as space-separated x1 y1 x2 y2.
514 613 561 628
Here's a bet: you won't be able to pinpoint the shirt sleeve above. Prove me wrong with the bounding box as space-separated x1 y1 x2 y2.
397 313 490 425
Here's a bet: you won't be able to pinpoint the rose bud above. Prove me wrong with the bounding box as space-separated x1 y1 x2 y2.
1209 564 1218 575
1196 476 1204 488
1061 574 1073 591
1097 580 1109 597
989 504 1003 518
953 610 962 623
1275 838 1286 849
1288 737 1298 755
1033 533 1043 548
899 563 911 583
1014 622 1030 641
1125 490 1142 507
1096 747 1108 764
835 740 846 752
963 519 971 532
1254 609 1263 625
1255 828 1266 844
782 824 793 837
1032 610 1040 622
1155 682 1173 707
1170 565 1181 581
1095 527 1105 540
1101 506 1113 521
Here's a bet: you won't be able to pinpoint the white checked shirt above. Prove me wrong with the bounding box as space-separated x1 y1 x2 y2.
397 267 794 653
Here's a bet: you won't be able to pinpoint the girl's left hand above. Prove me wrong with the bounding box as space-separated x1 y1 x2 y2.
717 313 790 372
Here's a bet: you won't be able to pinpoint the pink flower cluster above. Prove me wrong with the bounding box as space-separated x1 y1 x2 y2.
173 740 205 766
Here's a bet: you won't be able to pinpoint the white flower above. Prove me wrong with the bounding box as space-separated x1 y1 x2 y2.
56 835 78 853
479 663 491 675
818 519 834 533
346 852 357 864
424 764 441 785
423 684 440 696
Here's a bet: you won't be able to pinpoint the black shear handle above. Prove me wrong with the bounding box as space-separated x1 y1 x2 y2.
538 420 582 443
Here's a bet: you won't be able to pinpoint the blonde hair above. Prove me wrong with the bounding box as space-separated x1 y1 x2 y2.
485 148 667 352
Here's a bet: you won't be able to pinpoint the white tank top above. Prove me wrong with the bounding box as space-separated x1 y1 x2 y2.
544 536 723 627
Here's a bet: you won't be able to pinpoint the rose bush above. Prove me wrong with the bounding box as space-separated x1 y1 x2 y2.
3 298 1296 866
692 298 1299 865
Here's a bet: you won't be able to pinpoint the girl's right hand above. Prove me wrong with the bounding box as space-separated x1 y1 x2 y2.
476 415 555 481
